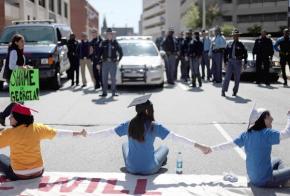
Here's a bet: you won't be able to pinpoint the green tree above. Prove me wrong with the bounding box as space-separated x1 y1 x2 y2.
183 4 201 29
221 24 235 37
206 3 221 28
247 24 262 35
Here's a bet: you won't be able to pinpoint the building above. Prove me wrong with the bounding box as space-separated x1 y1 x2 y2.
101 17 135 37
220 0 288 34
0 0 71 33
141 0 181 38
70 0 99 40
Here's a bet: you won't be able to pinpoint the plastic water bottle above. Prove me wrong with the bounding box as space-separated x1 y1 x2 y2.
176 152 183 174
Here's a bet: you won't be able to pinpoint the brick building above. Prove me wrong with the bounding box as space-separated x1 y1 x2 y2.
70 0 99 40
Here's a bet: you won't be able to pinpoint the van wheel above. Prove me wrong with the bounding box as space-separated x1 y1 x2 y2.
50 70 61 90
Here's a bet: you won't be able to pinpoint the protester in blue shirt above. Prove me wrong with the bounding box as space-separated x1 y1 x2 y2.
85 94 203 175
197 106 290 188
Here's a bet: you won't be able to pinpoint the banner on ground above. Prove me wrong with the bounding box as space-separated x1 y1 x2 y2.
9 69 39 102
0 172 253 196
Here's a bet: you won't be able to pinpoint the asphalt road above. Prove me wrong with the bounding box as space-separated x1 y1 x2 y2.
0 74 290 195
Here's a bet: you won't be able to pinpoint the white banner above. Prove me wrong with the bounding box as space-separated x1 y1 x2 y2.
0 172 252 196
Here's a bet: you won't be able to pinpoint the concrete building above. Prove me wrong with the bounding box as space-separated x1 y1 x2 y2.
0 0 71 33
70 0 99 40
101 17 135 37
220 0 288 33
142 0 181 38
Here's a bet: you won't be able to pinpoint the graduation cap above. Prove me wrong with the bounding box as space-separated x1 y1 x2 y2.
128 94 153 114
248 103 267 129
11 103 38 116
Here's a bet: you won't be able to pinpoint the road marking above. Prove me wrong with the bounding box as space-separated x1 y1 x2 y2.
213 121 246 160
177 82 189 91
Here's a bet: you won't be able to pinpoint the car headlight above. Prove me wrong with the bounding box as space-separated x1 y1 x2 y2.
273 61 279 66
41 58 48 64
149 65 163 70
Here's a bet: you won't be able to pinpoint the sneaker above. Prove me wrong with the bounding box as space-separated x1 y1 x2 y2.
232 92 237 96
99 93 107 97
81 84 87 88
112 93 119 97
283 82 288 87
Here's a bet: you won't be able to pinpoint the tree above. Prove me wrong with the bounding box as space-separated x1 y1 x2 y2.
247 24 262 35
206 3 221 28
183 4 201 29
221 24 235 37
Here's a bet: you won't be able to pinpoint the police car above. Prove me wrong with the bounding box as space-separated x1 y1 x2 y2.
115 36 165 87
226 39 281 82
0 20 71 90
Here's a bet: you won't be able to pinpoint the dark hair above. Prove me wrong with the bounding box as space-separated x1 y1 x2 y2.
9 34 24 50
128 105 155 142
12 112 34 127
247 111 270 132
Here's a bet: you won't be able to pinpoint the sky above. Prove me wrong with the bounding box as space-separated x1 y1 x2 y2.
87 0 143 33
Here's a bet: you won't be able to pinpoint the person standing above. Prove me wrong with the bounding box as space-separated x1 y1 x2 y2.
90 29 103 90
222 29 247 97
253 30 274 86
79 32 95 88
0 34 26 126
180 30 192 82
98 28 123 97
67 33 80 86
209 27 227 83
175 31 184 80
189 32 203 88
162 27 177 85
201 30 212 81
274 28 290 86
155 30 166 51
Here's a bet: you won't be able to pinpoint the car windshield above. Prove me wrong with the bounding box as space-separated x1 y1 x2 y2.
0 26 55 44
120 42 158 56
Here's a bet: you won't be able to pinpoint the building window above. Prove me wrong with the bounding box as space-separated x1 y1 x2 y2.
277 13 287 21
30 0 35 2
27 15 30 20
223 16 232 22
39 0 45 7
223 0 233 3
238 12 287 23
237 0 251 4
49 0 55 12
58 0 62 15
64 2 68 18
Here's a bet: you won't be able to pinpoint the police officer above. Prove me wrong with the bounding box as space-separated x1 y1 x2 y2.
175 31 184 80
67 33 80 86
201 29 212 81
222 29 247 97
180 30 192 82
274 29 290 86
155 30 166 51
98 28 123 97
253 30 274 86
189 31 203 88
209 27 227 83
90 28 103 89
162 27 177 85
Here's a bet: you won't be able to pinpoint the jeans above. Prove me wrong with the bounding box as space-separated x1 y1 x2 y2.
102 61 117 95
190 57 202 86
201 51 211 79
165 54 176 84
222 59 242 94
264 158 290 188
0 154 21 181
122 143 169 175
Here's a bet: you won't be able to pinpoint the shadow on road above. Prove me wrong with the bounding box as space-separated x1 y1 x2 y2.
250 185 290 196
92 96 117 105
187 87 204 92
225 95 252 104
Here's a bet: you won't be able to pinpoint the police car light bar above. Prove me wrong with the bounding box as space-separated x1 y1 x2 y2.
12 20 55 25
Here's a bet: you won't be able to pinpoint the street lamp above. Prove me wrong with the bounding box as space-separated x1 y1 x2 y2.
202 0 206 29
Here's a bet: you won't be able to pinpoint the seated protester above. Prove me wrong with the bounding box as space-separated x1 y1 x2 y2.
86 94 203 175
197 106 290 188
0 103 85 181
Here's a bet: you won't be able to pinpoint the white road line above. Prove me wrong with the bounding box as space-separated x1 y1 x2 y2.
177 82 189 91
213 121 246 160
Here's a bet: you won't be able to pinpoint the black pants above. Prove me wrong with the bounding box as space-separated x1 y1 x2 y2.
93 61 102 88
0 154 20 181
68 57 80 85
256 57 270 84
280 55 290 85
0 103 15 119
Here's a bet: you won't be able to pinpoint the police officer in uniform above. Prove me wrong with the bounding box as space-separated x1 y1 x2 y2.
274 29 290 86
189 31 203 88
90 28 103 89
175 31 184 80
155 30 166 51
209 27 227 83
162 27 177 85
253 30 274 85
98 28 123 97
67 33 80 86
222 29 247 97
180 30 192 82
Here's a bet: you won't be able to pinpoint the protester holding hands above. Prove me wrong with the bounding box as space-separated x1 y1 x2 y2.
195 107 290 188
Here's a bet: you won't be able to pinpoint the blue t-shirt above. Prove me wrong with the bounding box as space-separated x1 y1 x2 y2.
114 121 170 174
234 128 280 186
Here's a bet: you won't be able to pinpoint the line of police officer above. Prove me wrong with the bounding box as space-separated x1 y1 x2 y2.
66 28 123 97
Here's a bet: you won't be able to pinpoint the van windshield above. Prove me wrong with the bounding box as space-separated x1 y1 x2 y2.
0 26 55 44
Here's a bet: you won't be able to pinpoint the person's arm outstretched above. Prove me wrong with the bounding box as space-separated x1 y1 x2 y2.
279 111 290 140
